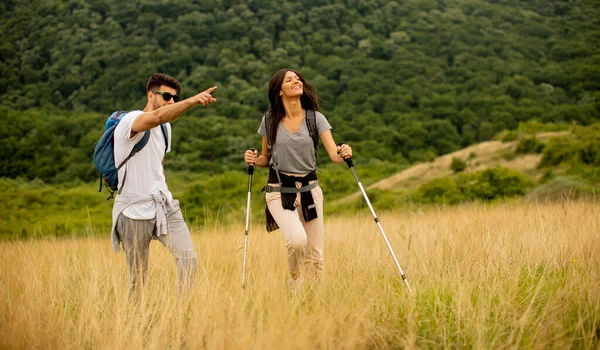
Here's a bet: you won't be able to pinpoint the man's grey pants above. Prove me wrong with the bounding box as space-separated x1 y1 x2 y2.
116 200 197 296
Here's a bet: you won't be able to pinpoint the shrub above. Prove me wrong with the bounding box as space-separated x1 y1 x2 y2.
463 168 529 200
538 136 577 167
414 167 530 205
364 188 403 210
515 137 545 154
539 168 555 184
516 120 571 134
496 130 518 142
500 149 517 161
578 140 600 166
413 177 464 204
423 150 437 162
450 157 467 173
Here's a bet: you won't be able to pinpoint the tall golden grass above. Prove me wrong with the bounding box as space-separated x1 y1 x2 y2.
1 201 599 349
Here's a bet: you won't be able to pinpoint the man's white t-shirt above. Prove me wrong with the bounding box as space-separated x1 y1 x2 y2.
113 110 173 219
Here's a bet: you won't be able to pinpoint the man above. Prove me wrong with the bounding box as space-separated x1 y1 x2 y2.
110 73 217 297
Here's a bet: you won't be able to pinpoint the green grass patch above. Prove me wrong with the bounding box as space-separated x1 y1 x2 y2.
0 160 405 239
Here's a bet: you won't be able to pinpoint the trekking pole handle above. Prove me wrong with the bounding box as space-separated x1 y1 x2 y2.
247 148 256 175
337 143 354 168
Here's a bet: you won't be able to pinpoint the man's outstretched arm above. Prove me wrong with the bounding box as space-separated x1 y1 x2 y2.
132 86 217 134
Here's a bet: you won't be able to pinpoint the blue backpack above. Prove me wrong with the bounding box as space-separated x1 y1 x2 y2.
93 111 168 199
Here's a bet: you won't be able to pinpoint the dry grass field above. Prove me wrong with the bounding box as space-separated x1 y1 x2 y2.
1 200 599 349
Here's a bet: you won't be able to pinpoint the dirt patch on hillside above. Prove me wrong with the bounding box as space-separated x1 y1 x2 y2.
374 140 517 191
333 131 568 205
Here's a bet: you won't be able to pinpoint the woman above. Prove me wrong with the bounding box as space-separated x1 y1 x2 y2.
244 69 352 287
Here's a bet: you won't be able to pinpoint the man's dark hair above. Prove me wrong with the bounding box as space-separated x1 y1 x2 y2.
146 73 181 95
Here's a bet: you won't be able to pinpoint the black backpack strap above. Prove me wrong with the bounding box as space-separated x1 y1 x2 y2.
305 109 319 167
160 124 169 153
262 112 278 233
305 110 318 153
264 112 272 154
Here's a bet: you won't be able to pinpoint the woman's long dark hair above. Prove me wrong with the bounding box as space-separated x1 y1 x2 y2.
267 69 321 145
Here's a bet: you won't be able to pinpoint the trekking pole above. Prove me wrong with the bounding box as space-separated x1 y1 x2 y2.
340 147 414 295
242 148 256 292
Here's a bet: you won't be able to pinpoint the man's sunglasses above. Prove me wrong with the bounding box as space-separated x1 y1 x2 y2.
152 91 180 102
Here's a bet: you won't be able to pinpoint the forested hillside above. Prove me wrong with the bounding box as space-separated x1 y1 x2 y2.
1 0 600 183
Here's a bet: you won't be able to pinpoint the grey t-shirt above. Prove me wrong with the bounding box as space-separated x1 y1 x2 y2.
258 110 332 174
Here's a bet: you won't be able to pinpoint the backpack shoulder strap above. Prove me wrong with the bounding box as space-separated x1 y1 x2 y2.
114 110 127 120
117 130 150 171
305 109 318 154
264 111 272 153
160 124 169 153
115 130 150 195
306 109 320 170
119 122 168 170
104 110 128 131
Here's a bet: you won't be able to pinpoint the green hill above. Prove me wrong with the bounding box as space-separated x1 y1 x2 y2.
2 0 600 182
1 0 600 239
